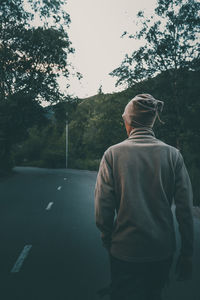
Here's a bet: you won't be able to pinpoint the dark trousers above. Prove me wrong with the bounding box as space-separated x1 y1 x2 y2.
109 253 173 300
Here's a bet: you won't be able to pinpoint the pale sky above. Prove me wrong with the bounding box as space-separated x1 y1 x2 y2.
36 0 157 105
64 0 157 99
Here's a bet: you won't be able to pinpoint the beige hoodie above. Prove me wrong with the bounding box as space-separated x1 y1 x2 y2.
95 127 194 262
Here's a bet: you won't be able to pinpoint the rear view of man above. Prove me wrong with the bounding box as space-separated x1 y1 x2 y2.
95 94 194 300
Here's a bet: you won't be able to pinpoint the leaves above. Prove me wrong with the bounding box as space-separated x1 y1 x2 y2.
0 0 74 102
0 0 77 171
110 0 200 87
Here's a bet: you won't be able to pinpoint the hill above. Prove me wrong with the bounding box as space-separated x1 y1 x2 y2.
13 70 200 204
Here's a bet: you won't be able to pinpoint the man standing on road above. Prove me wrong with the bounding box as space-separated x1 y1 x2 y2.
95 94 194 300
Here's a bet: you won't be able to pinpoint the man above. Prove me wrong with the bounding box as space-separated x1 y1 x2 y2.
95 94 194 300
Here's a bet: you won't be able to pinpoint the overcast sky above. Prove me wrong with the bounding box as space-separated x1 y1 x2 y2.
63 0 157 99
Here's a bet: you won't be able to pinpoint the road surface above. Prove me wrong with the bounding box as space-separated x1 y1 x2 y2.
0 166 199 300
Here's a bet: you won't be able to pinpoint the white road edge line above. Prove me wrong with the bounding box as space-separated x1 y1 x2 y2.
57 186 62 190
11 245 32 273
46 202 54 210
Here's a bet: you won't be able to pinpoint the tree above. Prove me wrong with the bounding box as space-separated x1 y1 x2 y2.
0 0 76 104
0 0 78 173
98 84 103 95
13 122 66 168
110 0 200 147
110 0 200 87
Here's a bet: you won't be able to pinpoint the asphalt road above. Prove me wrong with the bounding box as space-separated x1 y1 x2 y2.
0 166 199 300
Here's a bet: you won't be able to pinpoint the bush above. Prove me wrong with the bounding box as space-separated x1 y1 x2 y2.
69 158 100 171
41 149 65 168
12 123 66 169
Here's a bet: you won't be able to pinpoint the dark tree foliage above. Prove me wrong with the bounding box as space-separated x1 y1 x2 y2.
110 0 200 87
52 97 79 134
0 0 77 173
0 0 75 103
110 0 200 148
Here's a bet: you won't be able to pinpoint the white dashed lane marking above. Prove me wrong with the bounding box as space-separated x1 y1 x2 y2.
46 202 54 210
11 245 32 273
64 178 67 180
57 186 62 190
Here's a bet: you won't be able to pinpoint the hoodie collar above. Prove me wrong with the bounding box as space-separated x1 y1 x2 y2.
128 127 156 139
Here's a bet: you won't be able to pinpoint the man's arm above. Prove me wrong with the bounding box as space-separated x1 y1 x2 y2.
95 151 116 251
174 151 194 280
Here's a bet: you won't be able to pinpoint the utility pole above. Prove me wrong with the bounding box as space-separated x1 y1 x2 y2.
66 112 68 169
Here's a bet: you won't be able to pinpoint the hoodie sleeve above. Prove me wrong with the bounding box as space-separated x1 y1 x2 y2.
95 150 116 250
174 151 194 257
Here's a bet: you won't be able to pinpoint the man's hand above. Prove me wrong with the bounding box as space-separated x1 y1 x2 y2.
175 255 193 281
102 235 111 253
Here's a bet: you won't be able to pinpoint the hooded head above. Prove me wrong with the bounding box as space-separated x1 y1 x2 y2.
122 93 164 128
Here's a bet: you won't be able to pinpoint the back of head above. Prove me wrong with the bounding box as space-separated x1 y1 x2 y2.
122 93 164 128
